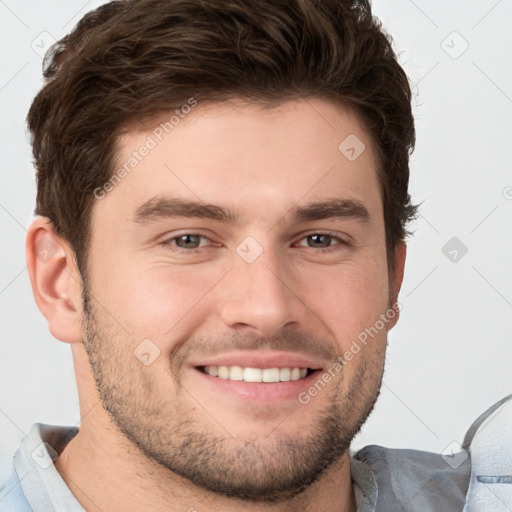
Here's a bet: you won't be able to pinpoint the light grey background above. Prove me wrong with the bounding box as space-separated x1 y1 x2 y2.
1 0 511 482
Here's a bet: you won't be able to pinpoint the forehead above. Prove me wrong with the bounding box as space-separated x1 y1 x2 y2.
92 98 382 229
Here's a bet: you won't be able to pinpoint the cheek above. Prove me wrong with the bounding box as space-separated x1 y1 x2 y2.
99 262 227 337
295 257 389 349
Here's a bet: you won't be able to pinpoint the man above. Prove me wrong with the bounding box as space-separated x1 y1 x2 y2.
1 0 510 510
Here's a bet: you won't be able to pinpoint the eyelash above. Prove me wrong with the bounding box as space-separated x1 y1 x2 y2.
161 232 349 254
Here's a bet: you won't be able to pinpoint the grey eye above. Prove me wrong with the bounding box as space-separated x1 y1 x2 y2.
306 234 334 248
174 234 203 249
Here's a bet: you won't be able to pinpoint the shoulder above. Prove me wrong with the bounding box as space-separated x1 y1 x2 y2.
353 443 470 511
352 394 512 512
0 464 32 512
0 422 80 512
462 394 512 510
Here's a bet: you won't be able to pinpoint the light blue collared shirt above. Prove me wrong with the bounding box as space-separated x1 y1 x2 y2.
1 395 510 511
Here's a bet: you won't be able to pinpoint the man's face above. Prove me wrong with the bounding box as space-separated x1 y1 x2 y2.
81 98 397 501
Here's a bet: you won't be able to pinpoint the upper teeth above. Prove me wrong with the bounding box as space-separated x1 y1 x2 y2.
203 365 308 382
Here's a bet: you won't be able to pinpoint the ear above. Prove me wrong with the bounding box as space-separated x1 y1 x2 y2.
387 241 407 330
26 216 84 344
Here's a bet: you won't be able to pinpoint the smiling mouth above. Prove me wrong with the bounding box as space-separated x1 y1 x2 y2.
196 365 315 383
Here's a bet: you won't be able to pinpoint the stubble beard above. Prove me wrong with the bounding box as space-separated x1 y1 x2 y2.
80 283 385 503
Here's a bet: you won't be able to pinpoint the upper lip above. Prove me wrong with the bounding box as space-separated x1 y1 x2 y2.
189 351 325 370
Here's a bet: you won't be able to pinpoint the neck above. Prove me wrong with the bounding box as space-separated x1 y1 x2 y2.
56 346 357 512
54 415 357 512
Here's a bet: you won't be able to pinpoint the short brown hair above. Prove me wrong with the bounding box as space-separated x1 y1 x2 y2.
28 0 418 277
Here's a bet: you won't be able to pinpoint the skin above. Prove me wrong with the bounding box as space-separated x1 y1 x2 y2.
26 97 406 512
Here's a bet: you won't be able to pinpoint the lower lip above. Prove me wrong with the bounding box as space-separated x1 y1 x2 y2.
192 367 322 402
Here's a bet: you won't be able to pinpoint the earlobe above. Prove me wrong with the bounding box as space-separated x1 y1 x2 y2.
26 217 84 344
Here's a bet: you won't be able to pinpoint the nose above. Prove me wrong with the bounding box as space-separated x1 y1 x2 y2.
218 247 309 337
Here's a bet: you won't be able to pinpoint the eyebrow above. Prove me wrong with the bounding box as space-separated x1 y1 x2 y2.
132 196 370 225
